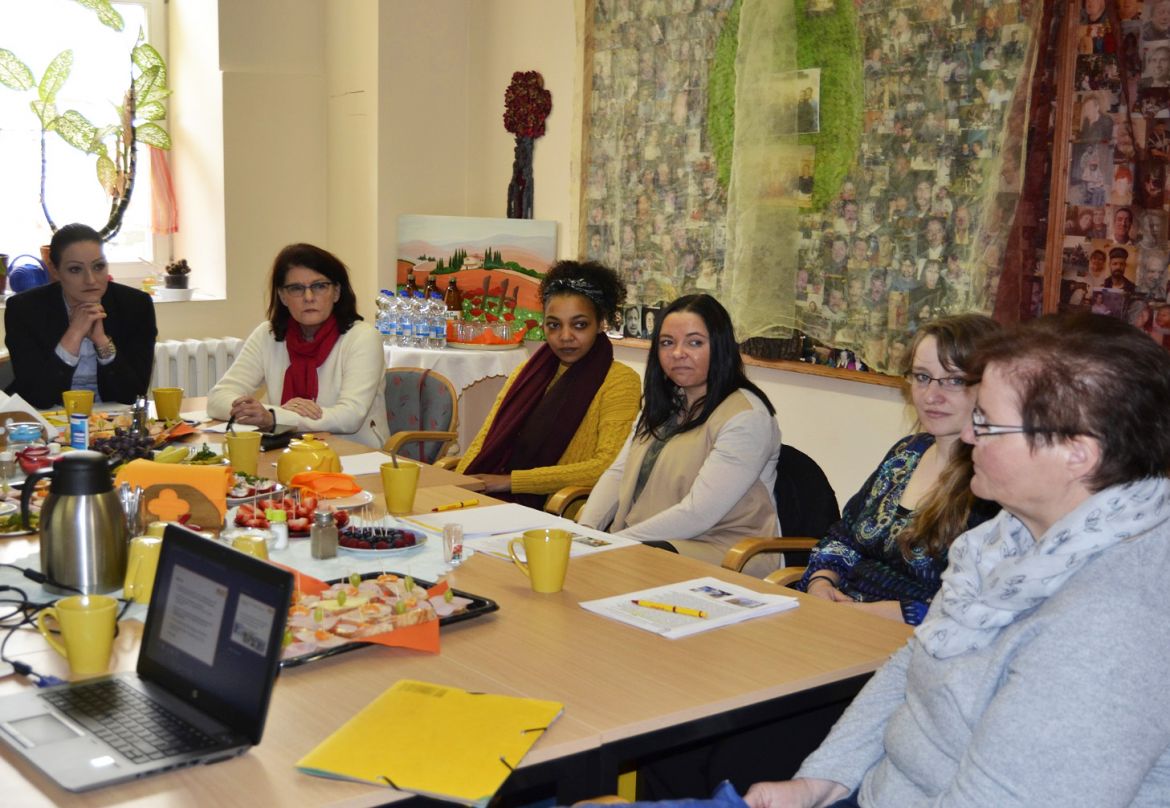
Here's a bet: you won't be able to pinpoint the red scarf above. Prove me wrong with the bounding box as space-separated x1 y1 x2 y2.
282 315 341 403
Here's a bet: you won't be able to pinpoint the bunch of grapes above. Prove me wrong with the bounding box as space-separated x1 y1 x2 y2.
91 428 155 467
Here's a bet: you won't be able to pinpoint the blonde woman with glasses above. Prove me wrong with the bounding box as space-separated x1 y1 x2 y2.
207 244 388 448
798 314 1001 624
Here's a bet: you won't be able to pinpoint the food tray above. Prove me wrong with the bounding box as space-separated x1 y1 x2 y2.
279 571 499 668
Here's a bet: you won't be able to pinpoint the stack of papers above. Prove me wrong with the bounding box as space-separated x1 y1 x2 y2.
580 576 800 639
297 679 563 805
470 525 639 562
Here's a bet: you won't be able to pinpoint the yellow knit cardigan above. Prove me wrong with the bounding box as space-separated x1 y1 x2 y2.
456 360 642 496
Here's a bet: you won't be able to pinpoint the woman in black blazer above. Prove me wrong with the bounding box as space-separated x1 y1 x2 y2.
4 224 157 409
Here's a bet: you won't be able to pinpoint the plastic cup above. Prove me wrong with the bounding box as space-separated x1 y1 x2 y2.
380 462 420 515
152 387 183 422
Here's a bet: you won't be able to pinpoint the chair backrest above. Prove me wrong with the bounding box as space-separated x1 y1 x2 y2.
774 445 840 540
384 367 458 462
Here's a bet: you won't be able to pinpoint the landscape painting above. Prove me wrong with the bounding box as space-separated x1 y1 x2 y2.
394 215 558 330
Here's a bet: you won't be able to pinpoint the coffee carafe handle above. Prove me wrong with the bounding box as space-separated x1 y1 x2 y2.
20 467 54 530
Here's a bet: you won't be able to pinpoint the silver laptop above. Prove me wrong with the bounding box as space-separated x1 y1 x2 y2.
0 524 293 792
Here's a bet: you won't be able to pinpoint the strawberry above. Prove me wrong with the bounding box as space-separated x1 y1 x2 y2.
333 509 350 528
287 517 310 534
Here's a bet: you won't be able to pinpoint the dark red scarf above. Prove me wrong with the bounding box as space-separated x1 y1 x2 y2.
465 334 614 506
282 315 341 403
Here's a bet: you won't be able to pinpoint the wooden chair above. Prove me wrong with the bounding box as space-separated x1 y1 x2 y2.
721 445 840 581
383 368 458 463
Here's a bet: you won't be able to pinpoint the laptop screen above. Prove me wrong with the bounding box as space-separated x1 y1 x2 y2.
137 525 293 744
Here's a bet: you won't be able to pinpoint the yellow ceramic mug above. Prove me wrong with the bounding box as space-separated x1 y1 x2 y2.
62 389 95 417
123 536 163 604
225 431 262 476
508 529 572 594
380 462 420 515
36 595 118 677
152 387 183 422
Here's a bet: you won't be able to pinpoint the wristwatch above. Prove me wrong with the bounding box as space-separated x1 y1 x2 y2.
96 339 116 360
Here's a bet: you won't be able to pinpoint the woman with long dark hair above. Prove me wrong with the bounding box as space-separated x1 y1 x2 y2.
578 294 782 574
207 243 388 448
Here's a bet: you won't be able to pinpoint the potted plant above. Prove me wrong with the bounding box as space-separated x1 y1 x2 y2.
164 258 190 289
0 1 171 242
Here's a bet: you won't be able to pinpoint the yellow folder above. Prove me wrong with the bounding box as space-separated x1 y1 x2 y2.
296 679 564 806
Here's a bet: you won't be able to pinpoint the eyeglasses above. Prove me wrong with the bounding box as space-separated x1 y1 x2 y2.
970 409 1035 438
907 372 969 390
280 281 335 297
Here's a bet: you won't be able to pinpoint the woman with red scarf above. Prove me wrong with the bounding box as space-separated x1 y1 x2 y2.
207 244 388 448
457 261 641 508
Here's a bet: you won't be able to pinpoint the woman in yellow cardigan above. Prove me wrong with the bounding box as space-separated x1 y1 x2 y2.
457 260 641 508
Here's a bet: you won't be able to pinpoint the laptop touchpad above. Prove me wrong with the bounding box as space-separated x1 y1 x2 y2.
4 713 82 747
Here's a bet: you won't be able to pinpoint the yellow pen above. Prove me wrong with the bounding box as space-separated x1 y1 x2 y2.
631 599 708 618
431 498 480 512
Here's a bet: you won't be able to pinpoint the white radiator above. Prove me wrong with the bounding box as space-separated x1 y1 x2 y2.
149 337 245 397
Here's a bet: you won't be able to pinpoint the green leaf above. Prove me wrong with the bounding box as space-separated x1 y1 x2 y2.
0 49 36 91
136 122 171 150
52 109 100 153
29 100 57 128
137 101 166 122
96 153 117 195
132 42 167 92
38 51 73 104
70 0 124 31
133 65 160 107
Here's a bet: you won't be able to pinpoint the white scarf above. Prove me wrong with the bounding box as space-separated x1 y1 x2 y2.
915 477 1170 659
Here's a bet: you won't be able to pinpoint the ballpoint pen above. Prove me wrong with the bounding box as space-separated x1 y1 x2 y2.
631 599 708 618
432 498 480 512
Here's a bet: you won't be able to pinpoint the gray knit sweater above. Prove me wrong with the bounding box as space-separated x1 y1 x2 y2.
797 506 1170 807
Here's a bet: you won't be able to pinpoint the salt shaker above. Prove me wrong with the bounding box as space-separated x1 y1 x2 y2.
310 510 337 559
266 508 289 551
442 523 464 566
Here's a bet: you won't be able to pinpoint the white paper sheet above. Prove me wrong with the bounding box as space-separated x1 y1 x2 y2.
402 502 570 538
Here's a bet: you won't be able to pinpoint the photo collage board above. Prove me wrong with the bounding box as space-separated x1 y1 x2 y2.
1063 0 1170 346
583 0 1037 374
584 0 736 340
793 1 1033 372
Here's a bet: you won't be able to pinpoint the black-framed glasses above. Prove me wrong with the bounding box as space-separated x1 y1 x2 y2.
281 280 335 297
907 372 969 390
970 409 1032 438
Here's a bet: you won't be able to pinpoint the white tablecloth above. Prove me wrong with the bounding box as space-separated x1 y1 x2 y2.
384 344 529 394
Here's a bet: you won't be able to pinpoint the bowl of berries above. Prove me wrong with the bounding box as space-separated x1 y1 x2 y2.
337 525 425 557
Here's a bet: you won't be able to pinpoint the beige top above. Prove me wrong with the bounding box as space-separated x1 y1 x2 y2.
580 389 781 575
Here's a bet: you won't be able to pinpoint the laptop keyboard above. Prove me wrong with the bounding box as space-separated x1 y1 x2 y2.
42 679 219 763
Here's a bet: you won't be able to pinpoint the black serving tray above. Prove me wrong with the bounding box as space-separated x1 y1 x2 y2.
279 571 499 668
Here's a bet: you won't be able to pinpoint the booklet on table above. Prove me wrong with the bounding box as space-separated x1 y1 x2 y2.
580 575 800 639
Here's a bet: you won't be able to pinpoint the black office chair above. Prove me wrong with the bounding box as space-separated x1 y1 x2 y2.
721 444 840 577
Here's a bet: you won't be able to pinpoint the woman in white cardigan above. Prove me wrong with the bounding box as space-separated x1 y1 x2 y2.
207 244 388 448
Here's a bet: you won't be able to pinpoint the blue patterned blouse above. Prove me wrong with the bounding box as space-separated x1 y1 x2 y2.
799 433 999 625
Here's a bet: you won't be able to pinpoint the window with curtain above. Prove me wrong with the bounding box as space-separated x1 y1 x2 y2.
0 0 170 276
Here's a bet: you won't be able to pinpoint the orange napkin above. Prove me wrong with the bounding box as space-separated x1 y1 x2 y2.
278 564 441 654
289 471 362 499
115 458 231 527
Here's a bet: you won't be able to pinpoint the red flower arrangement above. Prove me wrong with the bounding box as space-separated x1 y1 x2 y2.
503 71 553 139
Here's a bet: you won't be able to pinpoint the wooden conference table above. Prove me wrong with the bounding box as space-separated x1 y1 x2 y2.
0 426 912 806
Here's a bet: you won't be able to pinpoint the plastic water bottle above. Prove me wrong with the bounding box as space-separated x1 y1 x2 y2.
375 290 394 345
397 290 414 347
430 291 447 349
412 291 427 348
384 290 400 345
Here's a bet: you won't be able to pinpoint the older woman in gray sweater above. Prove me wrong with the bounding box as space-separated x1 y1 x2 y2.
748 313 1170 808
